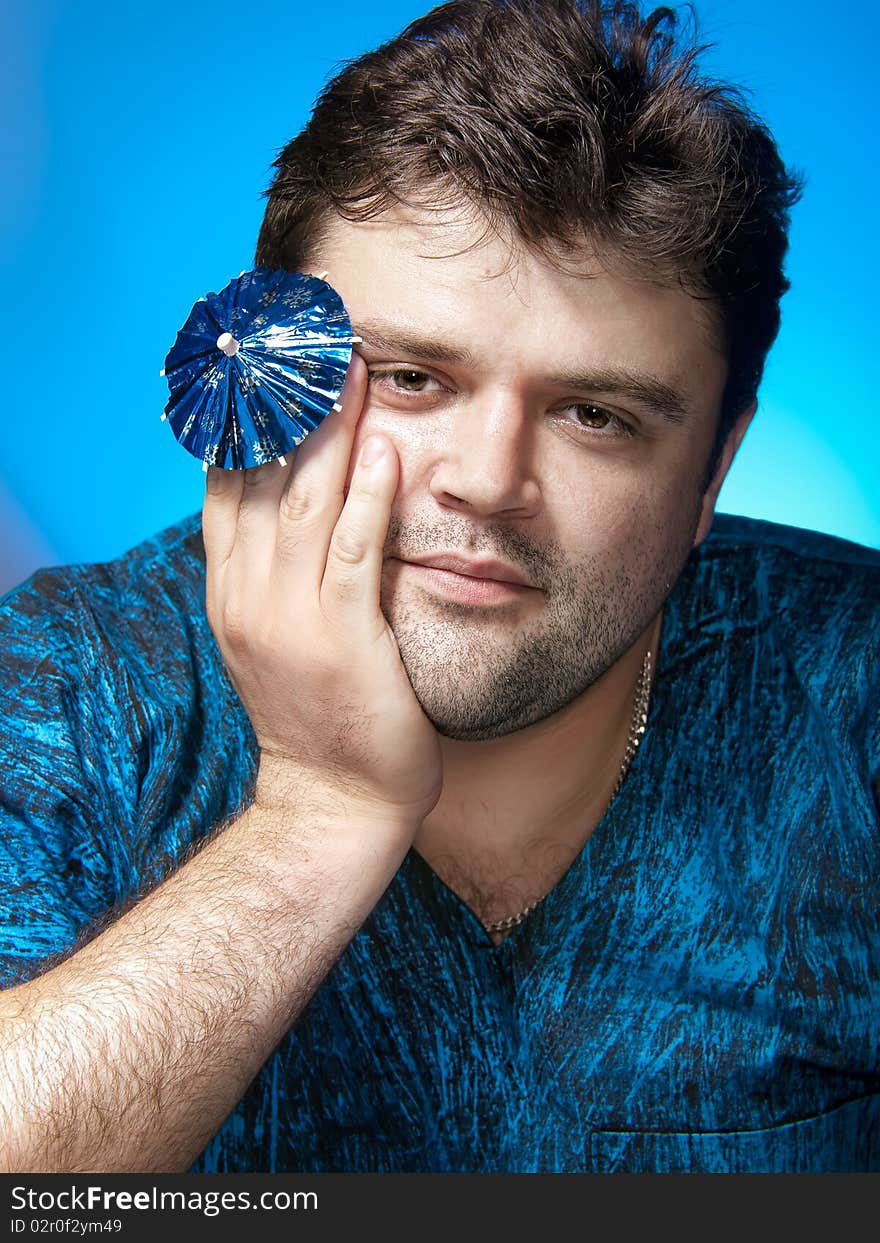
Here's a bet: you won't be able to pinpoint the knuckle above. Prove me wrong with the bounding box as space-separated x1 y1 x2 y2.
251 618 285 658
280 486 320 524
242 465 275 490
330 527 366 567
220 601 248 647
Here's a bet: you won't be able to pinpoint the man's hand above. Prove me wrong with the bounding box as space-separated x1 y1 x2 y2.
202 353 443 822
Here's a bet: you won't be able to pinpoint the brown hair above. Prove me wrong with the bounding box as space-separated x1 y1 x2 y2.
256 0 802 471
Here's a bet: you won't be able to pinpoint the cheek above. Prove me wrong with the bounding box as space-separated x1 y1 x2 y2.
343 404 429 495
557 462 703 555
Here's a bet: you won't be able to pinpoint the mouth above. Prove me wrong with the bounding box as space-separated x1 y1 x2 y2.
389 557 537 606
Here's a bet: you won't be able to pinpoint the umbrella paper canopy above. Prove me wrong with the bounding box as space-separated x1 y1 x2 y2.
162 268 359 470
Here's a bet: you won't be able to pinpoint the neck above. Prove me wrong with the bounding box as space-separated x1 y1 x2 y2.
413 611 661 893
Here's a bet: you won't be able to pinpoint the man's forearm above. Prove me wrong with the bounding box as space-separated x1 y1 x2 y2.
0 791 417 1173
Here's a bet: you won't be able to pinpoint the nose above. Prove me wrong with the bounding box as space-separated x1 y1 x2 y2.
428 393 541 519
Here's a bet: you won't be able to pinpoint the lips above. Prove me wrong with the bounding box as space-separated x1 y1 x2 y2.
399 553 533 588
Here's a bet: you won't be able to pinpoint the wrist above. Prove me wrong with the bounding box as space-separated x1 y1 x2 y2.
252 752 425 836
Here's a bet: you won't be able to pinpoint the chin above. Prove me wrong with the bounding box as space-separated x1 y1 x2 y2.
403 661 585 742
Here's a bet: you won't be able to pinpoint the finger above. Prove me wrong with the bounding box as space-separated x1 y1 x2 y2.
283 351 368 500
275 354 370 588
320 433 398 627
202 466 248 625
227 457 292 591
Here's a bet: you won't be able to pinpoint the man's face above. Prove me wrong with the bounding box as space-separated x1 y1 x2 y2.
316 207 730 741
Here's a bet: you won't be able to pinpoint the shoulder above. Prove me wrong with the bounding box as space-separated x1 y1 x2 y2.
0 511 233 801
705 512 880 577
674 513 880 723
20 509 207 622
688 512 880 631
1 511 209 673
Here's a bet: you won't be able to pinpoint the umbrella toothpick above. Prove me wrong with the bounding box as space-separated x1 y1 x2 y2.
164 269 354 472
217 332 240 357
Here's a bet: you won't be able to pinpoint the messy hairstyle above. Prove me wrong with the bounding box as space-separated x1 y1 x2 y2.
256 0 802 471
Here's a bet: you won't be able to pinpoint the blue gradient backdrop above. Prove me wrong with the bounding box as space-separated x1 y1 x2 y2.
1 0 877 595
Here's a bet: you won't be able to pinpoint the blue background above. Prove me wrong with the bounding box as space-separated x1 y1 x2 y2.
1 0 877 595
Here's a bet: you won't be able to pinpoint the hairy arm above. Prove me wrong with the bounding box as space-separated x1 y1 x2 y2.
0 783 417 1172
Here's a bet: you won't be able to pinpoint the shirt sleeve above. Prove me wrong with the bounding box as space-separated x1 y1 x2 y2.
0 568 117 987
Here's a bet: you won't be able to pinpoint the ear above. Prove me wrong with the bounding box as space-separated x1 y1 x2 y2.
692 401 757 548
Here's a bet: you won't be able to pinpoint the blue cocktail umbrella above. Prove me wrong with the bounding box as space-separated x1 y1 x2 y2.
161 268 359 470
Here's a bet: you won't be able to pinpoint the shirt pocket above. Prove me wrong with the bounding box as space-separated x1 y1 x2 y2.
589 1094 880 1173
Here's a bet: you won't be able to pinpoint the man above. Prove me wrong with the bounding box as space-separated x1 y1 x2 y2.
0 0 878 1174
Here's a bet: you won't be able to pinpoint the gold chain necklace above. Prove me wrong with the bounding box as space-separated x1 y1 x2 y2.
483 647 654 936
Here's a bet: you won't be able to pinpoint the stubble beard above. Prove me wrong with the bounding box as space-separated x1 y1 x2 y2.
379 511 700 742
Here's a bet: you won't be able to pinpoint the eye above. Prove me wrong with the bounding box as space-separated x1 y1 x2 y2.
368 367 444 395
559 402 634 439
574 404 612 430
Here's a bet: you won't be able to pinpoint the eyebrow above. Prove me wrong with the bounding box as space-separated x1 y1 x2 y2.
353 319 476 367
547 365 688 424
352 318 689 424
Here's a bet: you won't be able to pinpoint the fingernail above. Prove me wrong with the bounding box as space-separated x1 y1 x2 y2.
360 437 386 467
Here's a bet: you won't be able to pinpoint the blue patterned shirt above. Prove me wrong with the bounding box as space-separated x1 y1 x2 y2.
1 513 878 1172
